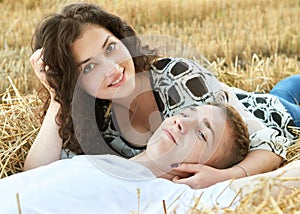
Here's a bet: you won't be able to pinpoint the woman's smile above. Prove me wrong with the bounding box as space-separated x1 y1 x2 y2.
108 70 125 87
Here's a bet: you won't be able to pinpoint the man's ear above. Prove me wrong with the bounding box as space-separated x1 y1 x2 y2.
215 90 229 103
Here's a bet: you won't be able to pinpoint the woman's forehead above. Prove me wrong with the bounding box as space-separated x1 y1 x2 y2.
70 25 113 62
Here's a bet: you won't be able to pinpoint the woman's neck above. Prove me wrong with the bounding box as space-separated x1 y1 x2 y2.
129 72 162 132
113 71 151 106
111 72 162 147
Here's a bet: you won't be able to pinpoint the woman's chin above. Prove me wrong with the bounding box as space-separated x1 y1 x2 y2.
112 82 136 99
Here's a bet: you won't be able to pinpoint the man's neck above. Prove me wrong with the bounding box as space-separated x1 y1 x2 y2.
130 152 175 180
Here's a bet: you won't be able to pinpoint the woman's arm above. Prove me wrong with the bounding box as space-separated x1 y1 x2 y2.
230 159 300 197
24 49 63 171
230 149 282 176
23 102 62 170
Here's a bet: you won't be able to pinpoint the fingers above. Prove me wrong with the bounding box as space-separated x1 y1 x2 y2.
171 163 205 173
172 175 180 182
172 175 199 189
30 48 48 75
30 48 48 82
30 48 55 97
172 175 189 183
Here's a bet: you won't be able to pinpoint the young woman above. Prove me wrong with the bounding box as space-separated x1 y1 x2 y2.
24 2 299 189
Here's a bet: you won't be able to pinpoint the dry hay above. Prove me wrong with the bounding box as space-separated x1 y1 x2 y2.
193 174 300 214
287 131 300 164
0 77 41 178
135 161 300 214
227 142 300 214
230 178 300 214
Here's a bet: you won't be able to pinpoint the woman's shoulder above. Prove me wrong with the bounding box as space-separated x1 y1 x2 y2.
149 57 223 118
150 57 213 77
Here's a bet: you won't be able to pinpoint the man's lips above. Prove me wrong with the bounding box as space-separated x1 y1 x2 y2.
162 128 178 145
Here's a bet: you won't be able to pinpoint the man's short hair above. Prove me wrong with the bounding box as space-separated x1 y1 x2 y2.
209 102 250 169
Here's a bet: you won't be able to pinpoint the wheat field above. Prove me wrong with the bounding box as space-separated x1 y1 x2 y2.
1 0 299 93
0 0 300 213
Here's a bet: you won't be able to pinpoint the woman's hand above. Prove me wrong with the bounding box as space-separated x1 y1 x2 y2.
171 151 283 189
30 48 55 99
171 163 231 189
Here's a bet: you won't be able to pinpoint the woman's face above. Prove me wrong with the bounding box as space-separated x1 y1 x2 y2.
146 105 232 167
71 25 136 100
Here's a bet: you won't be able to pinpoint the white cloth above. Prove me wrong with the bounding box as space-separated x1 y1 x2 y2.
0 155 238 213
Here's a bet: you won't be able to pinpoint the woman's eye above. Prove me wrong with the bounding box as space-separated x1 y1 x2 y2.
198 130 206 141
105 42 117 54
83 63 96 74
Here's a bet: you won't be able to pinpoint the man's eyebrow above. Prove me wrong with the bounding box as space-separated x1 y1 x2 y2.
187 106 198 112
77 35 112 66
188 106 216 143
204 118 215 144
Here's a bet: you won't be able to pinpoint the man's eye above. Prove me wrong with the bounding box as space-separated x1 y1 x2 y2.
198 130 206 141
105 42 117 54
83 63 96 74
179 112 189 117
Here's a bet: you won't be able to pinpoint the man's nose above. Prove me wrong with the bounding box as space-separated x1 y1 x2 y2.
173 117 187 134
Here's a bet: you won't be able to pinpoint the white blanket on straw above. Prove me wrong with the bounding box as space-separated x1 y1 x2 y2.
0 155 237 213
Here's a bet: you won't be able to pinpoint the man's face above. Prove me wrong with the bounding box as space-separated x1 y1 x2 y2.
146 105 231 167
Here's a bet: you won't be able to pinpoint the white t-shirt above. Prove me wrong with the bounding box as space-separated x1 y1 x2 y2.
0 155 237 213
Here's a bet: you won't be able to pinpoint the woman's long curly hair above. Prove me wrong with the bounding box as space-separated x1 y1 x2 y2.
32 3 158 155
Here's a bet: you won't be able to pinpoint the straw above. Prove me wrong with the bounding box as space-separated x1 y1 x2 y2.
0 77 41 178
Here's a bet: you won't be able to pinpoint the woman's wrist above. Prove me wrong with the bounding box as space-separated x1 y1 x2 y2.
222 164 250 180
234 164 250 177
47 101 61 116
49 99 60 108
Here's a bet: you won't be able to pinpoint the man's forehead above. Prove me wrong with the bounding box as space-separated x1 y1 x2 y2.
184 105 212 112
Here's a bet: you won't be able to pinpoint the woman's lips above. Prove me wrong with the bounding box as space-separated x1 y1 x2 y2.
108 69 125 87
162 129 178 145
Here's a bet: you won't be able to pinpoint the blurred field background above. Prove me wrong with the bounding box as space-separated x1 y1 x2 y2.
1 0 299 93
0 0 300 212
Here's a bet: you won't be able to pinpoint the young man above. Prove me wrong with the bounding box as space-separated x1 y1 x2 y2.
130 102 250 179
0 103 250 213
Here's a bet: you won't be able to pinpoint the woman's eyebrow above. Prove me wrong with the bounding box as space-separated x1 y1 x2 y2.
77 58 91 67
77 35 113 66
102 35 112 48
